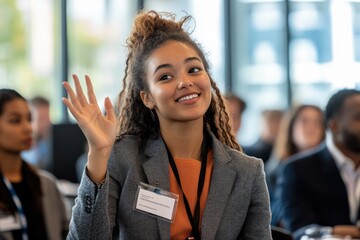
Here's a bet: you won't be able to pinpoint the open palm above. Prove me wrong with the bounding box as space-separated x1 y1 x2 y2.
62 74 117 155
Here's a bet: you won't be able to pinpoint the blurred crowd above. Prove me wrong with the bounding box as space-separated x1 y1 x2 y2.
226 89 360 239
1 87 359 240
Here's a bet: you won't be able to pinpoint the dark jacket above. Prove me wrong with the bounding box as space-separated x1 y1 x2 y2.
278 143 352 239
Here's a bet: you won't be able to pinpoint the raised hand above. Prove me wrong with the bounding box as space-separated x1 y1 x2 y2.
62 74 117 183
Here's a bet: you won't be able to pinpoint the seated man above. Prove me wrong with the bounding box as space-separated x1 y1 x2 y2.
224 93 247 136
278 89 360 240
244 109 283 163
22 96 52 171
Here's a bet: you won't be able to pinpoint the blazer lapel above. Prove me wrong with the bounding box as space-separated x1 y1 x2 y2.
141 132 238 239
201 133 237 239
143 136 171 240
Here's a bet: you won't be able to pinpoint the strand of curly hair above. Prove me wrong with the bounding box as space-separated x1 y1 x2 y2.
208 78 241 151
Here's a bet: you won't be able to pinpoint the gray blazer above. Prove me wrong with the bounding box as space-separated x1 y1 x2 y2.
39 170 69 240
67 131 271 240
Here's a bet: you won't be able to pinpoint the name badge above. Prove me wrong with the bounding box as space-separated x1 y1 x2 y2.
0 213 21 232
134 182 179 222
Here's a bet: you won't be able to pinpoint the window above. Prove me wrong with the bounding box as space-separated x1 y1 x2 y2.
231 0 287 145
67 0 138 121
0 0 137 122
231 0 360 145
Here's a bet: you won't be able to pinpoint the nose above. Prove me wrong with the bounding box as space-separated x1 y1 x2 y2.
177 75 193 89
24 120 33 134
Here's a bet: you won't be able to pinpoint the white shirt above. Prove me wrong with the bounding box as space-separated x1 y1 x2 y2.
326 135 360 223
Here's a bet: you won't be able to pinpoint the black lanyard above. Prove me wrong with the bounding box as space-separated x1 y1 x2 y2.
165 132 208 240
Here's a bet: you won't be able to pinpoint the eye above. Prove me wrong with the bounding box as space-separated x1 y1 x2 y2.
189 67 201 73
159 74 172 81
9 118 21 124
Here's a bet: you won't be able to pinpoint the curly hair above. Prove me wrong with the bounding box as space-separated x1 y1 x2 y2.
116 10 240 151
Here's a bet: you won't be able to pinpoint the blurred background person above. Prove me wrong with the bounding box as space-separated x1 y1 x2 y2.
277 89 360 239
224 93 247 138
243 109 284 164
0 89 68 240
22 96 52 171
267 104 325 225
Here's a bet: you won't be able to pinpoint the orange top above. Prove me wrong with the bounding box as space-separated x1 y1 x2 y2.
169 151 213 240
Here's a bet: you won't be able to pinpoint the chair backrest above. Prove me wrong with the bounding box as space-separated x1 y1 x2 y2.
51 123 86 183
271 225 293 240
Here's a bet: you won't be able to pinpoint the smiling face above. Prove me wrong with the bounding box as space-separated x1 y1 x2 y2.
140 40 212 126
292 107 324 151
0 99 33 154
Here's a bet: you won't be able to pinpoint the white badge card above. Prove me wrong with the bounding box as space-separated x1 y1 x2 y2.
134 182 179 223
0 213 21 232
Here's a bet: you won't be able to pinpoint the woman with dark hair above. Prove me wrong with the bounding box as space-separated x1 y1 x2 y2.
64 10 271 239
271 105 325 163
0 89 68 240
266 104 326 225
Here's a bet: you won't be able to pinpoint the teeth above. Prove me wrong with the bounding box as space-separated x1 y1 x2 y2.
177 94 198 102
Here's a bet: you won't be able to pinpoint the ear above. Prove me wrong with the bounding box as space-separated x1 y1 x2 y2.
140 90 155 109
328 119 339 134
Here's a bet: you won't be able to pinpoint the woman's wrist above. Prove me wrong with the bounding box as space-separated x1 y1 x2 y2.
86 150 110 184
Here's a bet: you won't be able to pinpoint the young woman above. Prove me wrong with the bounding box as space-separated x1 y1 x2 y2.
266 104 325 225
0 89 68 240
64 11 271 239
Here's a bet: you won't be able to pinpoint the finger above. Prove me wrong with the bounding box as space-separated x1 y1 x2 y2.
73 74 89 106
85 75 99 105
62 81 83 111
104 97 117 123
62 97 82 120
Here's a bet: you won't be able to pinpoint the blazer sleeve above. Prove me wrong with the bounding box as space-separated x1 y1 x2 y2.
239 160 272 240
67 148 120 240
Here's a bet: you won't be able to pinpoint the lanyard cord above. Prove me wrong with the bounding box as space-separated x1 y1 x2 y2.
2 176 29 240
166 132 208 240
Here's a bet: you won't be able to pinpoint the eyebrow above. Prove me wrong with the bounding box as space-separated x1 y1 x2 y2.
6 111 30 117
6 113 22 117
153 57 202 75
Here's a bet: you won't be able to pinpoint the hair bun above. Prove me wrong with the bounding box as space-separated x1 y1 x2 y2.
126 10 191 51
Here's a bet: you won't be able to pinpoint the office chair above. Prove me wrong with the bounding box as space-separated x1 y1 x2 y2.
271 225 293 240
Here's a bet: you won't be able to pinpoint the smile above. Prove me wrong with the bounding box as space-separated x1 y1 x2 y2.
176 94 199 102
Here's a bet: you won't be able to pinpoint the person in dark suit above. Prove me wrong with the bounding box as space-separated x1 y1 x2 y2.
278 88 360 240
